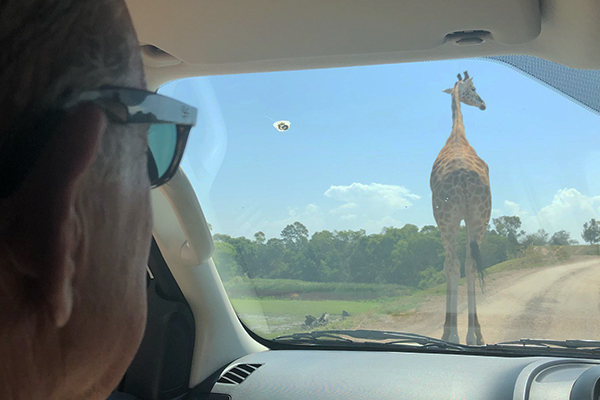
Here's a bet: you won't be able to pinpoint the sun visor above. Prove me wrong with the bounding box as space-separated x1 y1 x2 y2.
127 0 541 66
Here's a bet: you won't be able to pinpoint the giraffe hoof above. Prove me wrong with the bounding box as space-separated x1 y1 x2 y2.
466 335 485 346
443 333 460 344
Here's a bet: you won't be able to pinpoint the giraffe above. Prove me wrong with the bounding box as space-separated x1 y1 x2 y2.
430 71 491 345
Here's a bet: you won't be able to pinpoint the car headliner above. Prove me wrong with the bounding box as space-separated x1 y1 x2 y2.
125 0 600 89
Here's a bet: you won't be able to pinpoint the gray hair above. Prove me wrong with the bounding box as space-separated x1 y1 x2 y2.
0 0 146 192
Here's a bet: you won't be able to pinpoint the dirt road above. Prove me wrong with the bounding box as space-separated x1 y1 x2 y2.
361 256 600 344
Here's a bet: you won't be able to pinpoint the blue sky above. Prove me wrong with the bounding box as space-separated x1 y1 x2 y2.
160 59 600 241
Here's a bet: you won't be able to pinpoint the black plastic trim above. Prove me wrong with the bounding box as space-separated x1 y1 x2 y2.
120 238 196 400
185 364 231 400
238 319 600 359
148 238 189 304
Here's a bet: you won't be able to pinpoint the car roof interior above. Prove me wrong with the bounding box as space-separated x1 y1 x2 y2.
117 1 600 399
126 0 600 90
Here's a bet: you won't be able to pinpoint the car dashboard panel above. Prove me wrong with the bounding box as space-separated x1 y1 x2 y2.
199 350 600 400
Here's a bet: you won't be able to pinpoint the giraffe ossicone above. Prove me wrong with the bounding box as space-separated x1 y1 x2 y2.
442 70 486 110
430 71 491 346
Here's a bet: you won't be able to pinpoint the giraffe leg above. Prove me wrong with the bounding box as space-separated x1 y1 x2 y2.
442 269 460 344
465 221 486 345
465 268 484 345
440 221 461 344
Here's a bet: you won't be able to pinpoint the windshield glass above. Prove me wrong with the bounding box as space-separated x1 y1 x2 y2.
160 57 600 349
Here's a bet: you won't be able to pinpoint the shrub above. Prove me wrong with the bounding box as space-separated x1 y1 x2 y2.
417 266 446 290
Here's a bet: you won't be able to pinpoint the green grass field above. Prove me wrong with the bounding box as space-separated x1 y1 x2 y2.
231 298 381 316
231 298 382 337
224 278 415 300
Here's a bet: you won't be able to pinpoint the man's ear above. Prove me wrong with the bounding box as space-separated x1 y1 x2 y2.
442 88 453 94
8 104 107 327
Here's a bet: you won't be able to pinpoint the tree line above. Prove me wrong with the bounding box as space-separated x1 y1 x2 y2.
213 216 600 289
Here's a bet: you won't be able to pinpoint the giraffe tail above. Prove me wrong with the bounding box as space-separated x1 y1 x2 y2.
470 240 485 292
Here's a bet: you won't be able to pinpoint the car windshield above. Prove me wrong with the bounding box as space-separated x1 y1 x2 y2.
161 57 600 351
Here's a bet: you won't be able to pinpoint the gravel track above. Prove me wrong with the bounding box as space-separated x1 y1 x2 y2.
359 257 600 344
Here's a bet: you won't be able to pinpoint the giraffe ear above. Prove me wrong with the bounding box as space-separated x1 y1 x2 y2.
442 88 452 94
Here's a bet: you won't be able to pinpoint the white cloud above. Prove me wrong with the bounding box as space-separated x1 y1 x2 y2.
249 182 422 238
266 204 326 235
305 203 322 215
503 200 525 217
330 202 359 213
499 188 600 239
536 189 600 235
323 182 421 232
325 182 420 211
366 216 408 233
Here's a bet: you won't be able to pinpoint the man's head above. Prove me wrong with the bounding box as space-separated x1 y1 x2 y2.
0 1 151 399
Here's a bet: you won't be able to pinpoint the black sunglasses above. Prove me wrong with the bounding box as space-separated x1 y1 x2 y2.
0 87 196 198
64 87 197 188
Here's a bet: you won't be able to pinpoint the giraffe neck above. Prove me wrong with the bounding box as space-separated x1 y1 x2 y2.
448 85 467 145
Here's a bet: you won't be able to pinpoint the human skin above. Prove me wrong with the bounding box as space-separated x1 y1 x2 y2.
0 1 152 399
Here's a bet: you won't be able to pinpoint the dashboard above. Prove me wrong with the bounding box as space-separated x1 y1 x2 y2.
203 350 600 400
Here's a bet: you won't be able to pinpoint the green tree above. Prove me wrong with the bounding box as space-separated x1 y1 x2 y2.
549 230 576 246
263 238 287 278
383 224 419 241
286 250 312 281
479 232 508 267
346 229 404 284
393 231 444 286
420 225 440 236
281 221 309 247
278 222 310 279
522 229 549 247
332 229 365 281
492 216 524 257
254 231 266 244
214 235 261 278
492 216 523 241
582 219 600 244
211 217 529 288
306 231 342 282
417 266 446 289
212 241 239 280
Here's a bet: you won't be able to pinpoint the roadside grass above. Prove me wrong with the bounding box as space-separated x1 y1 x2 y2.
564 244 600 256
231 298 381 317
379 245 600 316
224 278 414 300
486 244 599 274
231 298 381 338
485 251 551 274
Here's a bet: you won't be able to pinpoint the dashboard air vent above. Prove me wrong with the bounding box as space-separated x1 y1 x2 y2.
217 364 263 385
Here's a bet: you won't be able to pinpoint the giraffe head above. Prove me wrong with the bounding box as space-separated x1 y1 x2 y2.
443 71 486 111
